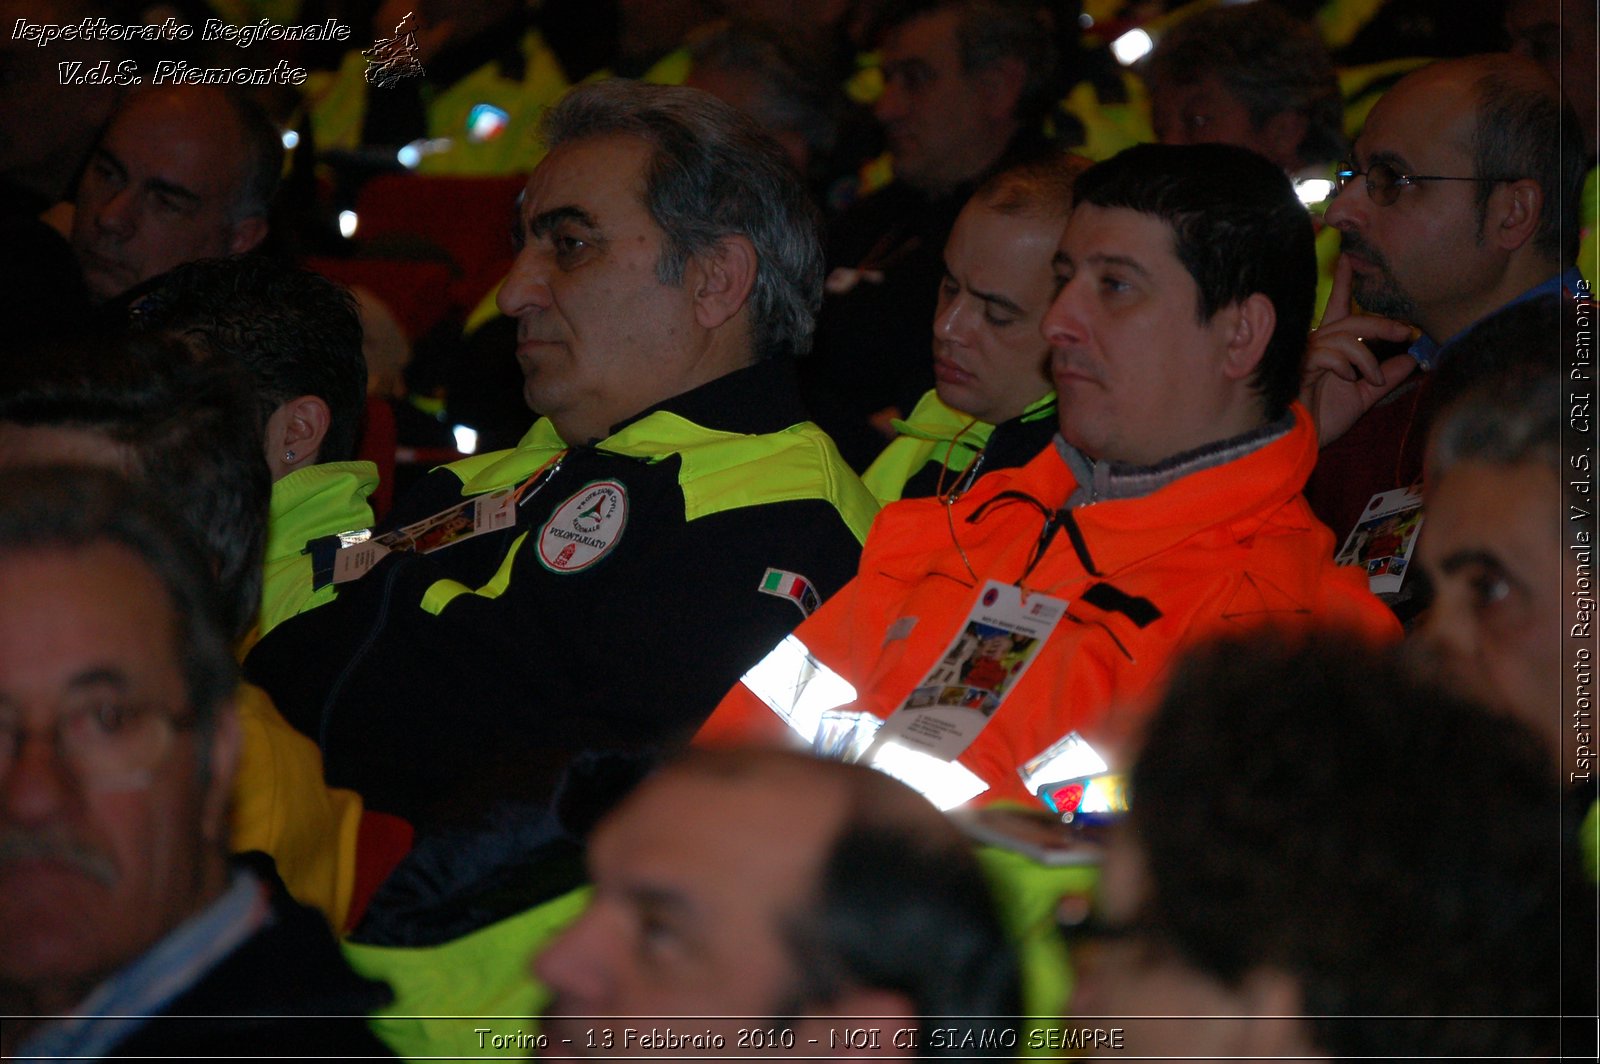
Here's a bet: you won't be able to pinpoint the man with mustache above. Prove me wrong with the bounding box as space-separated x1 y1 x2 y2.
1299 54 1586 542
0 467 390 1058
699 144 1397 807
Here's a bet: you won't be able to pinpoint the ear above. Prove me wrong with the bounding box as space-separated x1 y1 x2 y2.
689 235 758 332
1260 110 1308 172
227 214 269 255
976 56 1027 123
200 699 242 847
265 395 333 479
1485 178 1542 253
1218 292 1275 383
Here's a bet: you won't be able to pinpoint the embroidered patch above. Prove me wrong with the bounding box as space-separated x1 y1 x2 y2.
538 481 628 573
757 567 820 617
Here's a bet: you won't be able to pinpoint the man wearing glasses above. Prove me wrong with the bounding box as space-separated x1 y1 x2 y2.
1300 53 1587 542
0 468 390 1059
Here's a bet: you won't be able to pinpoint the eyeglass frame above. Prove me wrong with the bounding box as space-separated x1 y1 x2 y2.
0 699 199 789
1333 159 1524 207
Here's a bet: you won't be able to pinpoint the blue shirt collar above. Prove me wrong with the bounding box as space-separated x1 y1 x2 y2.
1409 267 1585 370
13 869 271 1063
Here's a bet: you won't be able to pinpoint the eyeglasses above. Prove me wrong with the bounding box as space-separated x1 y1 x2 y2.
0 701 196 789
1334 160 1521 207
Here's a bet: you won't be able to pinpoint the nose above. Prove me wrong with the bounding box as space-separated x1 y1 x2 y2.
1 730 75 827
496 246 554 321
94 186 139 240
1041 279 1086 350
1412 581 1476 680
1322 173 1367 232
531 903 613 1009
874 76 909 126
934 290 974 344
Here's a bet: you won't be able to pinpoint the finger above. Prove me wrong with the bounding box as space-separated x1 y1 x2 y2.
1321 253 1354 325
1310 317 1413 382
1340 314 1415 344
1323 337 1378 383
1306 327 1381 379
1367 353 1419 396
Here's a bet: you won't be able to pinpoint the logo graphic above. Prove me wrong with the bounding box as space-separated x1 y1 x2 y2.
538 481 628 573
363 11 425 87
982 587 999 607
573 490 617 533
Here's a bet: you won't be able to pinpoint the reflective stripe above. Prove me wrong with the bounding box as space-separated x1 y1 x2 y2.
740 636 991 810
739 634 858 741
1016 730 1108 801
813 709 881 761
420 531 529 615
868 742 989 811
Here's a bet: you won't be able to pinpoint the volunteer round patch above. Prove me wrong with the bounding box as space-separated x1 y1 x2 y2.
538 481 628 573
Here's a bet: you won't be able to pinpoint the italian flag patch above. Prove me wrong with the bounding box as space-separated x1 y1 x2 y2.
758 567 821 617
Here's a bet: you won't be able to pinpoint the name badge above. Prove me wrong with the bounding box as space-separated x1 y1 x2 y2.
873 579 1067 761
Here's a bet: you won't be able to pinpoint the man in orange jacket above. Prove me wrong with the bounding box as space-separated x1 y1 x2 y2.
699 143 1400 809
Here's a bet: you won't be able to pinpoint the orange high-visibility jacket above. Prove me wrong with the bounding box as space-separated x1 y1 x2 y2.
698 406 1400 805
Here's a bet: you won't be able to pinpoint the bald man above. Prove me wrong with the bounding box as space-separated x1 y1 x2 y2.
69 86 282 304
1300 53 1588 541
535 748 1020 1056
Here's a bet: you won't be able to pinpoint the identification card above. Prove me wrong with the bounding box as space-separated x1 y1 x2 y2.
1335 486 1425 595
873 580 1066 760
330 490 517 584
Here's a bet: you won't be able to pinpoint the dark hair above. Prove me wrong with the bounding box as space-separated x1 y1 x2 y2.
785 815 1022 1055
0 334 270 641
1142 3 1345 167
220 89 283 222
685 20 842 169
1427 293 1585 513
540 80 824 361
0 465 237 731
670 749 1020 1049
123 256 368 463
1128 633 1568 1058
1466 56 1585 265
1073 143 1316 419
873 0 1060 127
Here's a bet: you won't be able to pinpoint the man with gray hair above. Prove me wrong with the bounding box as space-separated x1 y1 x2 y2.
1412 295 1591 793
247 80 878 825
1141 2 1344 177
69 85 282 304
0 467 391 1059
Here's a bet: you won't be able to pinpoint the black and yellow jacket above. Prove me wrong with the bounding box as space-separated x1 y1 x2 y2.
863 389 1059 505
246 360 878 822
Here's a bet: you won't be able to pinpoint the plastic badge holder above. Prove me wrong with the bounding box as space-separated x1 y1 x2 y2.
1035 771 1128 826
1018 731 1104 806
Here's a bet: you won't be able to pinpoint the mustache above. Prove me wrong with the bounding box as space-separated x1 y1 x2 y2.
1338 231 1393 272
0 829 118 886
